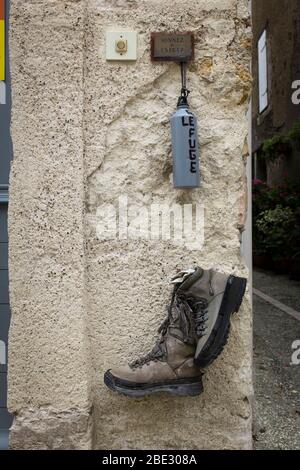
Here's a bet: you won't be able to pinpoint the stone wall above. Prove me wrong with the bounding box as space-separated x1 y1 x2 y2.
8 0 252 449
8 0 92 449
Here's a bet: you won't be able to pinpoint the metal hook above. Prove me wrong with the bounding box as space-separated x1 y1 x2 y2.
180 62 187 90
177 62 190 107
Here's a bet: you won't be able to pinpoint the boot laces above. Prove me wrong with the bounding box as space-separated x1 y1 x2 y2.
129 303 173 369
190 298 209 338
130 288 209 369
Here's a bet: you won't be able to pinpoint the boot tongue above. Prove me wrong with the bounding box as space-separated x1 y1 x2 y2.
168 286 199 344
170 268 197 285
171 267 204 292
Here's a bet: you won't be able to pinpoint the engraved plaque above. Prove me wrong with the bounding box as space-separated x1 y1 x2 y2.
151 32 194 62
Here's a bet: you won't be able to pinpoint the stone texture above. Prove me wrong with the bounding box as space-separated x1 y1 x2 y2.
8 0 252 450
9 407 93 450
85 0 252 450
8 0 92 448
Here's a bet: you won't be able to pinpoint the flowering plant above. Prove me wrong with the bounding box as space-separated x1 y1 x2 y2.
255 206 296 260
253 180 300 260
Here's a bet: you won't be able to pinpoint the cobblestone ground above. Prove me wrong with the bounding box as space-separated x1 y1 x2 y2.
253 269 300 450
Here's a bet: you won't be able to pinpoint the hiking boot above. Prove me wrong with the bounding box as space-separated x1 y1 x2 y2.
171 267 247 368
104 267 246 397
104 270 203 397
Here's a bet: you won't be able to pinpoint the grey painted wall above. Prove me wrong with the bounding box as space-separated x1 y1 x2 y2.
0 0 13 450
0 0 12 188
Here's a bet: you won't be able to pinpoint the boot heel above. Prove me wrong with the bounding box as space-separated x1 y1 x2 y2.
194 275 247 368
227 276 247 314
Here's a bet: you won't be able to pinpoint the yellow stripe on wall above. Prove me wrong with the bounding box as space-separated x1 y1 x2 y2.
0 19 5 81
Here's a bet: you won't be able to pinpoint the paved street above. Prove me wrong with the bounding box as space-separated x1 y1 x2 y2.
253 269 300 450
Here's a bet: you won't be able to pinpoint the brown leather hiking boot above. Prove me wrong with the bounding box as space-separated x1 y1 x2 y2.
104 267 246 397
171 267 247 368
104 270 203 397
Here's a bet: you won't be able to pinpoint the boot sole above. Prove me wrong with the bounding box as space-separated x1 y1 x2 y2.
104 370 203 397
194 275 247 368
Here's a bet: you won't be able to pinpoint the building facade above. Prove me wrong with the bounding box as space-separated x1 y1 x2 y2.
6 0 252 449
252 0 300 184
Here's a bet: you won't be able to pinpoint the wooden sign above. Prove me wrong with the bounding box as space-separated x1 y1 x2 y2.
0 0 5 81
151 32 194 62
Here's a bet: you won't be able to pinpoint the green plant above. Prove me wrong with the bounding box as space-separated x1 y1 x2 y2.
287 120 300 149
253 180 300 259
261 120 300 162
261 134 292 162
253 179 300 216
255 205 297 260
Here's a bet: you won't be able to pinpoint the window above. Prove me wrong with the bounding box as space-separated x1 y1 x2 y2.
258 29 268 113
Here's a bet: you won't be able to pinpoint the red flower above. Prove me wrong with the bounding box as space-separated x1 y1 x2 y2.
253 178 264 186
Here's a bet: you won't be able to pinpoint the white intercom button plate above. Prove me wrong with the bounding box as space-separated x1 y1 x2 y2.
106 31 137 61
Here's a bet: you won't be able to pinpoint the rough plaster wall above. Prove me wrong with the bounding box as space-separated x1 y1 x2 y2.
8 0 93 449
8 0 252 450
85 0 252 449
